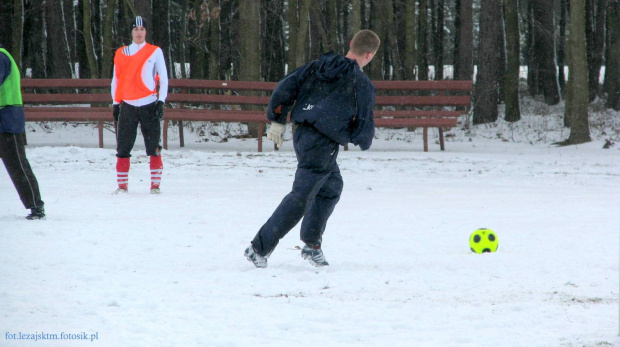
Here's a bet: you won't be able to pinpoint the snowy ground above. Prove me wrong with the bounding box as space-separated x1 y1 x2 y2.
1 103 619 346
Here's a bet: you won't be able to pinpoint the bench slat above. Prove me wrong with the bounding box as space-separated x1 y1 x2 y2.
375 95 471 107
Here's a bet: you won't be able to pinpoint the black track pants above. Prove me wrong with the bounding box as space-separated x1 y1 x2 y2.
0 132 44 210
116 101 161 158
251 124 344 256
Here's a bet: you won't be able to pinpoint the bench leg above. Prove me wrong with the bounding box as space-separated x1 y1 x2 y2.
423 127 429 152
439 127 445 151
179 121 184 148
258 123 263 152
163 120 169 150
98 121 104 148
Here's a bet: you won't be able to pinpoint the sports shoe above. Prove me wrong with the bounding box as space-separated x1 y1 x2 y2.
301 244 329 267
150 188 161 194
26 206 45 220
113 187 128 194
244 245 268 268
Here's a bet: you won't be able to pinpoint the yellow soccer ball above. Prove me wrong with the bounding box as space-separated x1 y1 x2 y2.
469 228 499 253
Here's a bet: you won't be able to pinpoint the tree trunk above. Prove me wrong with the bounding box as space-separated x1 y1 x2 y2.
82 0 98 78
24 1 46 78
351 0 361 36
45 0 74 78
383 0 402 80
208 0 221 80
504 0 521 122
563 0 592 144
531 0 560 105
473 0 501 125
454 0 473 80
100 0 115 78
417 0 429 80
287 0 298 73
558 0 567 96
403 0 416 80
605 1 620 109
153 0 172 77
433 0 444 80
262 0 285 82
188 0 208 79
586 0 606 101
11 0 24 70
295 0 310 69
239 0 261 135
0 2 13 53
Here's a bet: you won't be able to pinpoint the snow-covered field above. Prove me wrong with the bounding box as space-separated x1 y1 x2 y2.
1 105 619 346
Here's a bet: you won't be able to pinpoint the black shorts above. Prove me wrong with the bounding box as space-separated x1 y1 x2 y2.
115 101 161 157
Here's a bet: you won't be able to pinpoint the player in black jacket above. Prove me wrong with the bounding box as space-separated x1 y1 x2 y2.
245 30 380 268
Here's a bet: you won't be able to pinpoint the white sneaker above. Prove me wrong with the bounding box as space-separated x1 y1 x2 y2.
113 187 128 194
244 245 268 268
301 245 329 267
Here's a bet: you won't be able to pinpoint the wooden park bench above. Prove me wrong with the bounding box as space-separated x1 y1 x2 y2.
20 78 471 152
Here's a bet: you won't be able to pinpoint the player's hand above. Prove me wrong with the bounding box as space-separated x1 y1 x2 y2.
267 122 285 148
113 104 120 122
155 101 164 121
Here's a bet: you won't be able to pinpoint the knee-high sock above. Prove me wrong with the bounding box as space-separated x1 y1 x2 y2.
150 155 163 189
116 157 130 189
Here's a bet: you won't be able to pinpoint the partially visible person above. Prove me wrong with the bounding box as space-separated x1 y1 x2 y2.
244 30 380 268
111 16 168 194
0 43 45 219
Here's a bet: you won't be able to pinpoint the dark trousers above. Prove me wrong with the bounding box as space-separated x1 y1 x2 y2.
252 124 344 256
0 132 44 209
116 101 161 158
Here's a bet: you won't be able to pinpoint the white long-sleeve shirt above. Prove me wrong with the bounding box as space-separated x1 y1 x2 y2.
111 41 169 106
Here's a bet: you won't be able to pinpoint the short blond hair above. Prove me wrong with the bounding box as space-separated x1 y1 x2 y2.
350 30 380 56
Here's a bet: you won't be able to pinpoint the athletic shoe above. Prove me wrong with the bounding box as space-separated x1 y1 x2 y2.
150 188 161 194
26 206 45 220
113 187 128 194
301 245 329 267
244 245 268 268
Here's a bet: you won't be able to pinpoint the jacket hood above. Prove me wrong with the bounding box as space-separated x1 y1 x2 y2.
315 52 357 82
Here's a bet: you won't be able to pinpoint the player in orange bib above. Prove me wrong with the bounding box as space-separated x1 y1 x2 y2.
111 16 168 194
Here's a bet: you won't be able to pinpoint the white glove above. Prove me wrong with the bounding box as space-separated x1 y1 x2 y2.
267 122 285 148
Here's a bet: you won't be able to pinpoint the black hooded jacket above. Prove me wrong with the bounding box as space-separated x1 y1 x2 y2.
267 52 375 150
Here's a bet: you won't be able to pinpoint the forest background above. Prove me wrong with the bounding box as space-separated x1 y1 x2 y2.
0 0 618 146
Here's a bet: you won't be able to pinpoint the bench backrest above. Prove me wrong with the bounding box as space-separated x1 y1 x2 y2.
20 79 472 111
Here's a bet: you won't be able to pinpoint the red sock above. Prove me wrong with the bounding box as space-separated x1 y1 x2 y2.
116 157 130 190
150 155 163 189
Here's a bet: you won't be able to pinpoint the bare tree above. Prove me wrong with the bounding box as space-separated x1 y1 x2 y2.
294 0 310 69
454 0 473 80
432 0 444 80
45 0 73 78
403 0 416 80
560 0 592 145
586 0 606 101
82 0 98 78
504 0 521 122
528 0 560 105
605 1 620 109
208 0 221 80
473 0 501 125
417 0 429 80
11 0 24 70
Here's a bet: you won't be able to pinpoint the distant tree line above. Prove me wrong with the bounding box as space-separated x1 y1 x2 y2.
0 0 616 145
